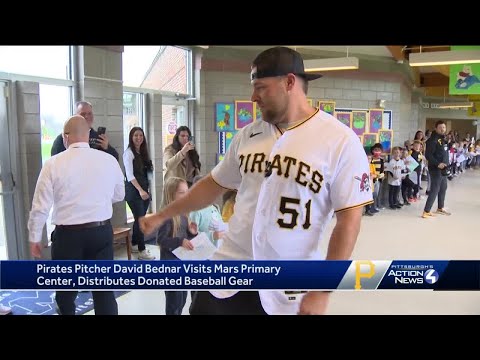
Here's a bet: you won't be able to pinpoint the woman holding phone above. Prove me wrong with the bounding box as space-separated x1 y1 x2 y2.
163 126 201 187
123 127 155 260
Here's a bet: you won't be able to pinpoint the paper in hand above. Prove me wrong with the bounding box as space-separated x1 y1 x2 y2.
172 232 217 260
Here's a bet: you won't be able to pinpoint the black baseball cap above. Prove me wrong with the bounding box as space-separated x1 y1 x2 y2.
251 46 323 82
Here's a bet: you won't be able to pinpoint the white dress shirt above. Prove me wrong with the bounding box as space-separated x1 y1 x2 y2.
28 142 125 243
123 147 136 182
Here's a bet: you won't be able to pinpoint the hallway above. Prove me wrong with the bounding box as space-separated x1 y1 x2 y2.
93 170 480 315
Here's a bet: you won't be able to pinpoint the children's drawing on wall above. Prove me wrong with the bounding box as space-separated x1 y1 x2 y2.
215 102 235 132
235 101 254 129
368 109 383 133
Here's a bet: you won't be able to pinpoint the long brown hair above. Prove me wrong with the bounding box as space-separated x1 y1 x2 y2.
161 177 187 237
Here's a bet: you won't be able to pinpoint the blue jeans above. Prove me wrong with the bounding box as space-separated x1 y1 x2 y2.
127 197 150 252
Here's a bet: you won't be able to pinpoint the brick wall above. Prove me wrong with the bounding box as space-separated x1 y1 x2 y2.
142 47 188 93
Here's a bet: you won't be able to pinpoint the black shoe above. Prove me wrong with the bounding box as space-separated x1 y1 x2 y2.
419 186 423 190
394 204 402 209
389 206 397 210
403 202 411 206
365 211 374 216
370 208 380 213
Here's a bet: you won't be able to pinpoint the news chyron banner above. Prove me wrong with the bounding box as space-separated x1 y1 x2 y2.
1 260 480 291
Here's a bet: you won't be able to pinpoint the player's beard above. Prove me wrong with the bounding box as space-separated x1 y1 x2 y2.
260 93 289 125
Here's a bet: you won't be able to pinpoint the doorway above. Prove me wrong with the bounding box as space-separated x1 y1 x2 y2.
0 81 18 260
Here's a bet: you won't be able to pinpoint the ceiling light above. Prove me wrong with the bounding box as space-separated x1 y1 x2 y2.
437 102 474 109
409 50 480 66
304 57 359 72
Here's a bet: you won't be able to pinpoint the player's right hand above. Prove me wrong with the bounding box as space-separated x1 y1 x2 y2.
139 215 163 236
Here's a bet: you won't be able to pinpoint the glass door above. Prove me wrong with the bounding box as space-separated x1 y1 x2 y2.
0 81 17 260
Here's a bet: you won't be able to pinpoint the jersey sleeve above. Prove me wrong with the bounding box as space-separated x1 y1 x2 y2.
211 131 242 190
330 134 374 213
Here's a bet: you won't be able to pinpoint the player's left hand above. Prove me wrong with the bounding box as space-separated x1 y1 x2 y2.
30 242 42 259
97 134 109 150
298 291 331 315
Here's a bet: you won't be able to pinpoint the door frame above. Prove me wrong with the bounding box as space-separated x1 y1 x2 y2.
0 81 27 259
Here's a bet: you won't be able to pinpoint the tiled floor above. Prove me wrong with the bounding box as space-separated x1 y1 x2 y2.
86 169 480 315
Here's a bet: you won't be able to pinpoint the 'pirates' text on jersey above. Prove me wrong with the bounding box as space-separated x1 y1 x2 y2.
252 109 373 314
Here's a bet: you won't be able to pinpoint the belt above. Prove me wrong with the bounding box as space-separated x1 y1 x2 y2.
57 220 110 230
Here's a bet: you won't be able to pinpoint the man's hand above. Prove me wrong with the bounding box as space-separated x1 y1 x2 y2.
438 163 447 169
298 291 331 315
30 242 42 259
139 214 164 236
97 134 109 150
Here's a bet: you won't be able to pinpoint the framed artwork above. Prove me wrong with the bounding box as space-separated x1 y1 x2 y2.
235 101 255 130
255 104 262 121
334 111 352 128
307 98 313 107
378 129 393 155
218 131 236 154
362 133 378 154
215 102 235 132
351 111 367 136
368 108 383 133
217 153 225 164
318 100 335 116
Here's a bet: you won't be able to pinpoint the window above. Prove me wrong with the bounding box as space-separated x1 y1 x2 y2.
123 46 192 94
40 84 73 164
0 46 71 80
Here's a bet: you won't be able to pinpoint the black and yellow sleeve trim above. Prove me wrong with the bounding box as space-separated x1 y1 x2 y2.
334 200 374 214
210 173 236 191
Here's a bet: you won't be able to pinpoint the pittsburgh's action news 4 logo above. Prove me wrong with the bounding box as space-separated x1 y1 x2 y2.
387 265 439 285
336 261 441 290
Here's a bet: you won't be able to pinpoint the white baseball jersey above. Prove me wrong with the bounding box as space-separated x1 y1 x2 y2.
252 109 373 314
210 119 281 298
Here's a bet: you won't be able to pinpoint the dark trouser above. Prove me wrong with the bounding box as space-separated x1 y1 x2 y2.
189 291 267 315
165 291 188 315
127 197 150 252
401 177 419 200
388 185 401 207
51 223 118 315
424 168 448 213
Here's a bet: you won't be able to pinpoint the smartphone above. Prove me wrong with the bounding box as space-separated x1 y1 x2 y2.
97 126 106 136
189 135 195 144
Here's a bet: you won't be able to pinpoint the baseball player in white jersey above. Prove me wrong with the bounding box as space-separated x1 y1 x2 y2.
140 46 372 315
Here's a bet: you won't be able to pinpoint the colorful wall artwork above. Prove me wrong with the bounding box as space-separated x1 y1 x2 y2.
378 129 393 155
307 98 313 107
255 104 262 121
334 111 352 128
362 133 378 154
217 154 225 164
215 102 235 132
218 131 236 154
318 100 335 116
235 101 255 129
449 46 480 95
368 109 383 133
351 111 367 136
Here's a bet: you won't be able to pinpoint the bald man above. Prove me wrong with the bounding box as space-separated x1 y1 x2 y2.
51 101 119 160
28 115 125 315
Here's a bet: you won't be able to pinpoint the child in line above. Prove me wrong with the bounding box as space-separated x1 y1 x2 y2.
387 147 407 209
221 190 237 222
370 143 385 211
189 175 228 247
410 140 423 200
364 154 377 216
156 176 197 315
